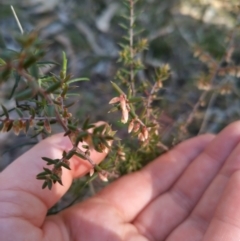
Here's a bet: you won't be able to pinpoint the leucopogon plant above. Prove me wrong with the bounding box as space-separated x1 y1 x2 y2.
1 0 239 193
0 8 116 189
0 0 170 191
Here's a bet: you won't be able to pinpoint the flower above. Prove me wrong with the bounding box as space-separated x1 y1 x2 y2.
98 171 108 182
109 97 120 104
138 132 145 142
133 122 140 133
121 108 129 123
109 94 129 123
142 126 149 140
128 120 134 133
89 168 94 177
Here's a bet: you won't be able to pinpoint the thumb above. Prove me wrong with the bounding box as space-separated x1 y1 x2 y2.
0 131 107 227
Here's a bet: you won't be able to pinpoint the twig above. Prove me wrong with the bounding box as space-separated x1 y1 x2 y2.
198 29 236 134
11 5 24 35
183 29 236 134
129 0 135 95
0 117 57 122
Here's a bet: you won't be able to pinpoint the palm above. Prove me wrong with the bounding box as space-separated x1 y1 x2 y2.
1 122 240 241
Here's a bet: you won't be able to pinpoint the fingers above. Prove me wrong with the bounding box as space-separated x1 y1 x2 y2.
133 121 240 241
0 132 106 227
95 133 214 223
202 171 240 241
163 121 240 241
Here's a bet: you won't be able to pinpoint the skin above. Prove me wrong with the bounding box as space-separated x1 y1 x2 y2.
1 122 240 241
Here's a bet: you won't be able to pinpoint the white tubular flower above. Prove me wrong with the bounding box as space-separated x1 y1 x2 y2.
138 132 145 142
89 168 94 177
128 120 134 133
98 171 108 182
109 94 129 124
142 126 149 140
121 108 129 123
119 95 127 111
133 122 140 133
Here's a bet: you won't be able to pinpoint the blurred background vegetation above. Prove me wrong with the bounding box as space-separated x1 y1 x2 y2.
1 0 240 209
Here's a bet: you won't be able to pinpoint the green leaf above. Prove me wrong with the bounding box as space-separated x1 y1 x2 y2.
75 132 89 145
67 78 89 84
25 120 30 133
104 135 114 141
37 61 59 66
57 178 63 185
36 172 47 178
82 117 90 130
64 130 71 136
0 122 4 131
100 137 111 148
108 106 119 113
52 99 61 105
93 124 106 134
29 107 36 118
47 180 53 190
65 151 75 159
61 162 71 170
67 124 78 131
45 82 62 94
128 97 143 103
23 56 38 69
15 108 24 118
65 93 81 97
42 157 57 165
119 23 128 30
134 28 145 37
44 104 55 117
9 74 21 99
29 63 39 80
1 105 9 119
0 58 6 66
42 180 48 189
64 101 76 108
118 43 128 49
122 36 130 42
62 51 67 79
74 151 87 160
110 81 125 95
92 137 101 152
0 67 11 83
51 174 61 181
15 88 34 101
43 167 52 174
36 175 47 180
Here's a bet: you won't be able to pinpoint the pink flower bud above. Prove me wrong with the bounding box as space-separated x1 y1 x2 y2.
128 120 134 133
121 108 129 123
133 122 140 133
98 171 108 182
89 168 94 177
109 97 120 104
142 126 149 140
138 132 145 142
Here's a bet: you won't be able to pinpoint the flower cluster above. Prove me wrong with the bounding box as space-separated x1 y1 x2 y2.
109 94 130 123
0 118 34 135
128 119 149 142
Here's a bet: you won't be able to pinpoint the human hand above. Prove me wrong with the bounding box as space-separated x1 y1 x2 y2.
1 122 240 241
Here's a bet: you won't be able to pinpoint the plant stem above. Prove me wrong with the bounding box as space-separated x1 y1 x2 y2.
0 117 57 122
129 0 135 95
183 29 236 134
